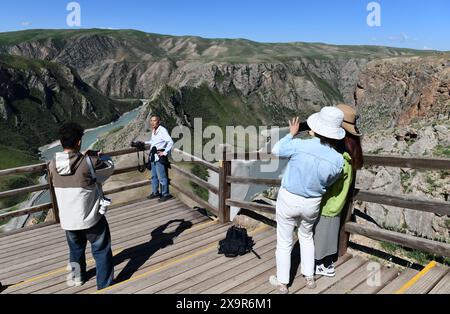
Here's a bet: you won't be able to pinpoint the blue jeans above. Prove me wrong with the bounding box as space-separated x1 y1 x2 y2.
151 161 169 196
65 216 114 290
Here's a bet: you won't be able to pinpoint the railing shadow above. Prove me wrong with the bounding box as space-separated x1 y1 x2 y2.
348 241 424 271
85 219 193 284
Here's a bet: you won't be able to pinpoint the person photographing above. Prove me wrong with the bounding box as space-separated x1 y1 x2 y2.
269 107 345 293
145 115 174 202
48 123 115 290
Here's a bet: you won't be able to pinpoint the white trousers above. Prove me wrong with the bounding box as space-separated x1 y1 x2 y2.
275 188 322 283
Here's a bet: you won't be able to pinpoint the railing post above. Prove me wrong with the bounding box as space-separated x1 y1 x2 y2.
218 144 232 223
46 163 60 224
338 169 357 256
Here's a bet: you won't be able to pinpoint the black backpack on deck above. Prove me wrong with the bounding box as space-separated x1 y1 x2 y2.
218 225 255 258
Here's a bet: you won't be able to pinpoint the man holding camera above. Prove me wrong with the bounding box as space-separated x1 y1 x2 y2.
145 115 174 202
48 123 115 290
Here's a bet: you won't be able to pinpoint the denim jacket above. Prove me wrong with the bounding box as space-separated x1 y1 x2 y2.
272 134 344 198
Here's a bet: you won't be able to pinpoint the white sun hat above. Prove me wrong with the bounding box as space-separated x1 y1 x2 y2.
307 107 346 140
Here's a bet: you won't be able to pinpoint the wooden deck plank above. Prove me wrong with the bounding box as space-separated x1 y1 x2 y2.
204 253 277 294
0 199 177 254
0 198 162 245
278 253 353 295
3 194 448 295
429 271 450 294
0 201 192 264
1 211 210 286
296 256 367 294
116 230 276 294
40 223 234 294
4 215 213 294
4 218 222 294
377 268 419 294
244 252 352 295
404 265 449 294
350 266 400 294
0 202 194 263
179 243 276 294
0 203 199 264
0 206 203 277
322 261 370 294
0 200 178 250
225 265 277 294
68 223 250 294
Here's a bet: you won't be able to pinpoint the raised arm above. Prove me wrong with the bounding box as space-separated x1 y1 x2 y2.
272 117 301 158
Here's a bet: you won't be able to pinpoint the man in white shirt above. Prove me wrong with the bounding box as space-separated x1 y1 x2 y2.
145 115 174 202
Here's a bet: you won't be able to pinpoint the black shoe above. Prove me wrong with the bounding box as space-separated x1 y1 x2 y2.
158 195 173 202
147 193 161 200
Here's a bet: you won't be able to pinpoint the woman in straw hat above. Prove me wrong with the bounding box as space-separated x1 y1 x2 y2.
314 104 363 277
269 107 346 293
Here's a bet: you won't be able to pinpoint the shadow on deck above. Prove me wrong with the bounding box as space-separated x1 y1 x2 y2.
0 197 448 294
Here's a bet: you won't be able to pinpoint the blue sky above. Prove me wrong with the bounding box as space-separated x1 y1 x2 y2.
0 0 449 50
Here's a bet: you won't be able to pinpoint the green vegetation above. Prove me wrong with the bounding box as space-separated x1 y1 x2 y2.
0 145 40 170
147 84 270 139
0 54 139 153
309 73 344 103
34 209 49 224
368 148 384 155
0 174 37 209
380 240 450 266
433 145 450 158
0 29 440 65
380 241 399 253
0 205 19 226
190 164 210 201
426 173 443 193
92 126 125 151
0 145 40 210
400 170 416 194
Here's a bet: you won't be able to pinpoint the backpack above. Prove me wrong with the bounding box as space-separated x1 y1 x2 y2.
218 226 255 258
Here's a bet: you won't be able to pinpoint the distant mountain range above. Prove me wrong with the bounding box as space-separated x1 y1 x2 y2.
0 29 448 153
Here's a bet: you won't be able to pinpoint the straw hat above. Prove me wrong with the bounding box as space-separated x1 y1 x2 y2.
307 107 345 140
336 104 362 137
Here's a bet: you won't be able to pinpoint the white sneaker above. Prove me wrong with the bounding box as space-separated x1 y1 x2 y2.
315 264 336 277
305 276 317 289
66 263 84 287
269 275 289 294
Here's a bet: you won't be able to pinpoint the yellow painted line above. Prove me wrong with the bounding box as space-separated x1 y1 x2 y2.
8 248 125 289
94 224 270 294
395 261 437 294
7 218 219 289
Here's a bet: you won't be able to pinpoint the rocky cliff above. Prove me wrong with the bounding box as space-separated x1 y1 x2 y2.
0 29 440 128
0 54 134 153
355 55 450 133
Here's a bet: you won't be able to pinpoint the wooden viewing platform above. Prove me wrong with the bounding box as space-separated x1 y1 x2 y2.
0 197 448 294
0 146 449 294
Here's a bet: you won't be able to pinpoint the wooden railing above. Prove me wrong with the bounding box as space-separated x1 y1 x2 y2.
1 144 449 262
220 151 450 259
0 146 223 236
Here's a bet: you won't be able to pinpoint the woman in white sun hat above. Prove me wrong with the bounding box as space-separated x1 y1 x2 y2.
270 106 345 293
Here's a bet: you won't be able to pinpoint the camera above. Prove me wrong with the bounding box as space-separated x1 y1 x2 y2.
99 197 112 215
131 141 146 151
